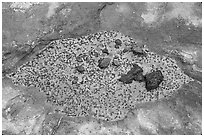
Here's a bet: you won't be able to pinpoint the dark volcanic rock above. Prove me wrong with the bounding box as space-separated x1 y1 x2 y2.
145 70 164 91
118 74 134 84
115 39 122 49
127 64 143 75
115 39 122 45
133 72 145 82
118 64 145 84
98 57 111 69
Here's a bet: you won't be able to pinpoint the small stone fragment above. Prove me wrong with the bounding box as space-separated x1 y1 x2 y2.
115 39 122 45
102 47 109 55
118 74 134 84
145 70 164 91
98 58 111 69
119 64 144 84
115 39 122 49
76 65 85 73
127 64 143 75
131 43 146 56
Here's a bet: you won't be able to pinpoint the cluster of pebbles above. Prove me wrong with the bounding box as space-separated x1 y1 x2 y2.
8 30 193 122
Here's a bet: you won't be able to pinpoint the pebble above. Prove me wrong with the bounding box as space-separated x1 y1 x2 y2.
98 57 111 69
118 64 144 84
115 39 122 45
127 64 143 75
118 74 134 84
115 39 122 49
145 70 164 91
76 65 85 73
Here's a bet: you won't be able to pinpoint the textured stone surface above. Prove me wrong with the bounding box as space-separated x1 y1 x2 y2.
145 70 164 91
118 64 144 84
2 2 202 135
98 57 111 69
8 31 192 123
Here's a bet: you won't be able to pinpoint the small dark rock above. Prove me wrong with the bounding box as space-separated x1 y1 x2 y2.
98 58 111 69
76 65 85 73
102 48 109 55
115 39 122 45
118 74 134 84
127 64 143 75
115 39 122 49
145 70 164 91
118 64 144 84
